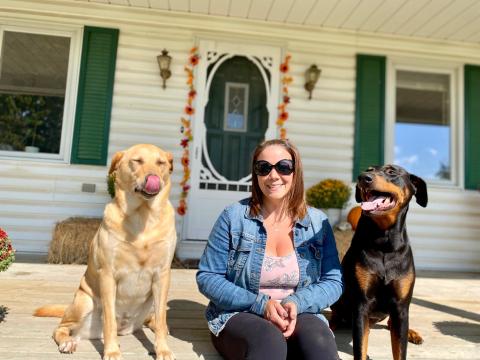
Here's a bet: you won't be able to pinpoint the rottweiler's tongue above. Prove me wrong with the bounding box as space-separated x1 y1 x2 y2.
145 175 160 194
361 196 392 211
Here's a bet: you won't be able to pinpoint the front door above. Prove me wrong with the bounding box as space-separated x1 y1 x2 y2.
183 40 281 243
205 55 267 181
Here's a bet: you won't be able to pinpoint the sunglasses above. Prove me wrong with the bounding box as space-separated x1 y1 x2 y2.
253 159 295 176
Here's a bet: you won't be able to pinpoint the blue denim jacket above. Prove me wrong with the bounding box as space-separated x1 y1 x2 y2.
196 198 344 336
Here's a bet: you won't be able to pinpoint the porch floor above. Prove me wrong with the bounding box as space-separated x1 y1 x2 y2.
0 263 478 360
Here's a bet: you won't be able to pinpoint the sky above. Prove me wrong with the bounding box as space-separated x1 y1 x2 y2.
394 123 450 180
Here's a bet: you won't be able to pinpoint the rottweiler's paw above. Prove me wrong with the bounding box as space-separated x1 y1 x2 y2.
58 338 77 353
408 329 424 344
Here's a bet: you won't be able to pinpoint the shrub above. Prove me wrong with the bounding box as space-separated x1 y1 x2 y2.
107 173 116 199
0 228 15 272
306 178 351 209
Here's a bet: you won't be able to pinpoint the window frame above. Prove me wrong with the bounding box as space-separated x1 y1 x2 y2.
385 58 463 188
0 22 82 162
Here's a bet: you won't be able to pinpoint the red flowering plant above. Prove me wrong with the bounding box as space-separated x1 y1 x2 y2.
0 228 15 272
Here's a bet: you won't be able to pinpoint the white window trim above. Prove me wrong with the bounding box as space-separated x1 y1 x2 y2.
385 58 464 188
0 22 82 163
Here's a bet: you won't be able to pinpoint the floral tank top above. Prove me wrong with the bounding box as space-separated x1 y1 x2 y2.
259 252 300 301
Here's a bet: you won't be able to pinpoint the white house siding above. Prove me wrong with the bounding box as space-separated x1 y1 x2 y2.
0 0 479 272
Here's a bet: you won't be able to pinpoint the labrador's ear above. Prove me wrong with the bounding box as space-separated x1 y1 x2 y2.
109 151 124 175
166 152 173 174
410 174 428 207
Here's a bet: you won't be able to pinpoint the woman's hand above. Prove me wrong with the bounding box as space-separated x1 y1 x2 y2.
264 299 289 331
281 301 297 338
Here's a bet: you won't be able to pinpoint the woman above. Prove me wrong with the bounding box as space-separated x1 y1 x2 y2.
196 139 343 359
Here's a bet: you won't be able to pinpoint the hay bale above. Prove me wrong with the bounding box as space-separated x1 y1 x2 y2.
47 217 101 264
334 228 354 263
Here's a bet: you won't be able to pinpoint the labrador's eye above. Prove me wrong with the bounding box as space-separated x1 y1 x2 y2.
132 158 144 165
156 160 166 166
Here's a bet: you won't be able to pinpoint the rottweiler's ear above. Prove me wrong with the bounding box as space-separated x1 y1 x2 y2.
355 185 362 203
166 152 173 174
109 151 124 175
410 174 428 207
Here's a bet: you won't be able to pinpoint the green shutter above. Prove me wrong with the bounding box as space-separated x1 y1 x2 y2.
353 54 386 180
71 26 119 165
464 65 480 190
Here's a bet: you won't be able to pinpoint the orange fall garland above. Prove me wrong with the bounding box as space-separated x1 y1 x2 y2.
177 47 199 216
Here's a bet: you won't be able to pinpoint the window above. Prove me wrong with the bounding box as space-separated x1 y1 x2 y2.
387 66 458 184
223 82 249 132
0 25 81 161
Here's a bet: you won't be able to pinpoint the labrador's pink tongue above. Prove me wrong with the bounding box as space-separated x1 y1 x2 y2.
145 175 160 194
361 196 389 211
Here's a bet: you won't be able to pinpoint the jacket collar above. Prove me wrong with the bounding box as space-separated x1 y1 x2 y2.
244 200 311 228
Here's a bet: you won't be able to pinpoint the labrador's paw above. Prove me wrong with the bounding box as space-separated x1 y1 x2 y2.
58 338 78 353
156 349 175 360
103 350 123 360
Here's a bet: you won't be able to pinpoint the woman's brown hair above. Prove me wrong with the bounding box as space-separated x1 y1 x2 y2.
250 139 307 220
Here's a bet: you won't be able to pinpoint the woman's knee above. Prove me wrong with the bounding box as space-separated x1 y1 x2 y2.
245 316 287 357
289 314 339 360
214 313 287 360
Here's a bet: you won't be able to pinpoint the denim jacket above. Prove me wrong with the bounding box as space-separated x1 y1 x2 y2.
196 198 344 336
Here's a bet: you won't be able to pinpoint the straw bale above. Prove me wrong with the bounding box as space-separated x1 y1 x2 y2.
334 228 354 263
47 217 101 264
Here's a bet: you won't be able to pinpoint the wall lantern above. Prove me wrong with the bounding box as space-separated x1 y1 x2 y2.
304 64 321 100
157 49 172 89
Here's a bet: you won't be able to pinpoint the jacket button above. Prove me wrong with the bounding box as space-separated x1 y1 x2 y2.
300 253 305 259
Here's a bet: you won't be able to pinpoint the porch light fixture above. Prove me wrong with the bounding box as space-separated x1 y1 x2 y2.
304 64 321 100
157 49 172 89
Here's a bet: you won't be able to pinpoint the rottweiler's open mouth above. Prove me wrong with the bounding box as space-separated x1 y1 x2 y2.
361 190 396 213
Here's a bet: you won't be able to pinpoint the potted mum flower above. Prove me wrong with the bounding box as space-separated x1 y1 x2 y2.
0 228 15 272
306 178 351 226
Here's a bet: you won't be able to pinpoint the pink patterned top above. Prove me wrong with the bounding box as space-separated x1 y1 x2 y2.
259 252 300 301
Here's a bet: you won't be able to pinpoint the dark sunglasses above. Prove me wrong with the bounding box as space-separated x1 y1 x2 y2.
253 159 295 176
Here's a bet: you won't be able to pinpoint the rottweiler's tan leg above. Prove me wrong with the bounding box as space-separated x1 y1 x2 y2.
151 267 174 360
360 316 370 360
390 272 416 360
352 311 371 360
99 272 121 360
53 286 93 353
387 318 424 344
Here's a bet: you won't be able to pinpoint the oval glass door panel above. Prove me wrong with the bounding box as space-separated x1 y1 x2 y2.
205 56 268 181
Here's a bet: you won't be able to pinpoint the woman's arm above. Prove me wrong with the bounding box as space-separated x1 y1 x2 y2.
196 208 270 316
282 221 343 314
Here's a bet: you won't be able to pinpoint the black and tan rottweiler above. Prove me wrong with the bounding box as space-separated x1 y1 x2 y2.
331 164 428 360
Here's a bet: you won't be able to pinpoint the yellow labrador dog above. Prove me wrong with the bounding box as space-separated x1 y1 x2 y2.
35 144 177 360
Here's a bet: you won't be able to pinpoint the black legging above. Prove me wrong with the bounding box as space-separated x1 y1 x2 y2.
211 312 340 360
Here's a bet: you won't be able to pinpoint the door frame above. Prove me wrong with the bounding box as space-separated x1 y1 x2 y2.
179 39 282 248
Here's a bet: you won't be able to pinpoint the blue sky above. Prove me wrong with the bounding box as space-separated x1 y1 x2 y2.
394 123 450 180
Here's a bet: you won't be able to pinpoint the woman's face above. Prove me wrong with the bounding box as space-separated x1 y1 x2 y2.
255 145 294 203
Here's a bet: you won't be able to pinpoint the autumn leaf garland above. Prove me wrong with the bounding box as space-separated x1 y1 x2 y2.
277 54 292 139
177 47 199 216
177 51 292 215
